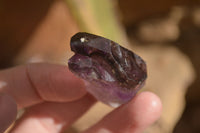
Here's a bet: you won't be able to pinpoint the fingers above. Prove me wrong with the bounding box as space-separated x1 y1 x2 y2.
0 93 17 133
26 63 86 102
0 63 86 109
82 92 162 133
11 94 96 133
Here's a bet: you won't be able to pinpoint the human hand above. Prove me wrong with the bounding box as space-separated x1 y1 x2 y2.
0 63 162 133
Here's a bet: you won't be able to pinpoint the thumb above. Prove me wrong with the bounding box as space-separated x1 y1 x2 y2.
0 93 17 133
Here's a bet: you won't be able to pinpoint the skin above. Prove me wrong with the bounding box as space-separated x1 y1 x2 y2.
0 63 162 133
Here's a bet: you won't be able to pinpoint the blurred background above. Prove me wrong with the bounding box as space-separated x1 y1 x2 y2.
0 0 200 132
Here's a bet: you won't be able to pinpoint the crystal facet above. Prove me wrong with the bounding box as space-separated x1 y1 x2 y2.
68 32 147 107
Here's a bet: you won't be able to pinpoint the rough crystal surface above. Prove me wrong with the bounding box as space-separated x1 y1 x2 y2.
68 32 147 107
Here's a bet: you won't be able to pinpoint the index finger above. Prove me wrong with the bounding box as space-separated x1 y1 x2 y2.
0 63 86 109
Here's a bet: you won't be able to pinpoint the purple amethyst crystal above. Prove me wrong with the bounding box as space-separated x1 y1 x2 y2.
68 32 147 107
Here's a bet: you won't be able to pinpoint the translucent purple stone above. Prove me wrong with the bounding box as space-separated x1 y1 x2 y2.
68 32 147 107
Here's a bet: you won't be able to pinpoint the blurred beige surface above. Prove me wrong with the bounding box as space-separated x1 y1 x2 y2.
0 0 198 133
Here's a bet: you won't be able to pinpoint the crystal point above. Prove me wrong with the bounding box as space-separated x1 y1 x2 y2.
68 32 147 107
